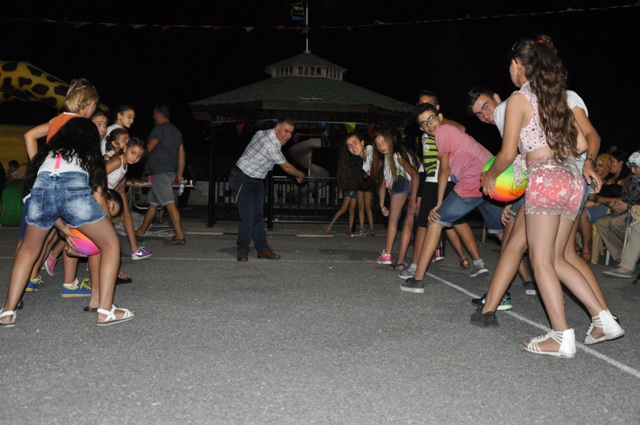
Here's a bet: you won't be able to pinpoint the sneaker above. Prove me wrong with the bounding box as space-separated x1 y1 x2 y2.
602 268 634 278
44 256 57 276
398 263 417 280
401 277 425 294
25 275 45 292
469 261 489 278
376 250 392 265
131 246 153 260
369 230 376 237
61 279 92 298
432 248 444 263
522 281 537 296
471 292 512 311
470 308 499 328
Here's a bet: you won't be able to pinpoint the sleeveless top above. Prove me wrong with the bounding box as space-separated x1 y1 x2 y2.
512 82 550 184
107 155 128 189
517 82 548 154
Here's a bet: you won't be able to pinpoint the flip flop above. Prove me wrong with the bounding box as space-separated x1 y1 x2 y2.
84 306 98 312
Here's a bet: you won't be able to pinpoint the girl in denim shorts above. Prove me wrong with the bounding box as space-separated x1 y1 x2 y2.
0 118 134 328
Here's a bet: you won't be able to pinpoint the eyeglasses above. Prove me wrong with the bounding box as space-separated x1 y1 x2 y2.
418 114 439 130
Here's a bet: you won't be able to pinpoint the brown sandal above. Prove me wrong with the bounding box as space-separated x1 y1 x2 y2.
387 262 406 271
460 258 470 269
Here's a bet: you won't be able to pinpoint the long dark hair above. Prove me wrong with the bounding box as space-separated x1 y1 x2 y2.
605 150 631 182
511 34 577 161
25 118 107 193
371 127 421 187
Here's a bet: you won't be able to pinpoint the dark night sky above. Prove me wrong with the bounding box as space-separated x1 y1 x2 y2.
1 0 638 163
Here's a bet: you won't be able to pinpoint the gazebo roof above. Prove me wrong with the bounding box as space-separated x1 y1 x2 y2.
189 52 414 122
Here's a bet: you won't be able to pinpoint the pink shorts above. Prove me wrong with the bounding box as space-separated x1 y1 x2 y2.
524 157 584 220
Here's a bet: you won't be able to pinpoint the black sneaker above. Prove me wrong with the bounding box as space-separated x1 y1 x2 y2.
522 281 537 296
401 278 424 294
471 292 512 311
470 308 499 328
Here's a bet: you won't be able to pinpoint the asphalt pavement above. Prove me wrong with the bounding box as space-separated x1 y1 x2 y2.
1 209 639 424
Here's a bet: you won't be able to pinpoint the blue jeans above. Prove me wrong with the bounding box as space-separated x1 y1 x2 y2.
229 166 270 254
436 191 504 234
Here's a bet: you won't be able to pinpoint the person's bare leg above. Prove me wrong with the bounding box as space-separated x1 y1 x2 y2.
356 191 365 232
364 192 375 233
135 204 158 239
412 223 444 281
482 208 528 313
452 222 482 261
347 197 357 234
396 198 419 265
79 217 129 321
578 211 592 261
523 214 568 353
410 226 427 264
119 191 139 252
165 203 185 240
384 194 407 256
326 197 350 234
1 226 49 324
86 254 101 310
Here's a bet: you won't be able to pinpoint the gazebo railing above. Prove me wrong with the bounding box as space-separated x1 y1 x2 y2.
207 175 382 228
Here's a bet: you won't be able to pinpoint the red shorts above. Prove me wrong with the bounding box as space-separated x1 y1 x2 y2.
525 157 584 220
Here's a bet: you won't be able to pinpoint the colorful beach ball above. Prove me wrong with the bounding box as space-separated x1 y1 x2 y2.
69 228 100 256
481 157 527 203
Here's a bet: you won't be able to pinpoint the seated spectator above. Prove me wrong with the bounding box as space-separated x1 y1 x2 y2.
578 151 630 261
603 205 640 278
596 151 640 263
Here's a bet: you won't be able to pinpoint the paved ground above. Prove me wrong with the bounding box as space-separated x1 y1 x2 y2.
1 209 639 424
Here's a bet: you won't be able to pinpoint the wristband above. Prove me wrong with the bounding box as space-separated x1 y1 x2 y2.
584 158 596 166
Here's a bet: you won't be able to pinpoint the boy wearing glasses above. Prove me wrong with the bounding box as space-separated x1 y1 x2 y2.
401 103 504 293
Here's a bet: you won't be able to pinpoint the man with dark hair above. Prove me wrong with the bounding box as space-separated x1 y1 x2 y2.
230 119 306 262
135 103 187 245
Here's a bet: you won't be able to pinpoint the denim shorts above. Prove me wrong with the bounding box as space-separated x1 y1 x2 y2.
148 171 177 206
26 172 105 230
343 189 357 198
509 196 525 215
389 175 410 195
586 204 609 222
435 191 504 234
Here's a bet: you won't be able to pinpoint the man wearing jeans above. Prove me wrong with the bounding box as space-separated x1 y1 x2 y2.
230 118 305 262
135 103 186 245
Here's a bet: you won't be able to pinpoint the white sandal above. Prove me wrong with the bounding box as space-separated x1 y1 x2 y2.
96 305 135 327
523 329 576 358
0 309 16 328
584 310 624 345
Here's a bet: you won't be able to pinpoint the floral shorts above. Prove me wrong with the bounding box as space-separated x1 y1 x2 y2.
525 157 584 220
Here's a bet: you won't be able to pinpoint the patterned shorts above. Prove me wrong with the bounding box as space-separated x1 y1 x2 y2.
525 157 584 220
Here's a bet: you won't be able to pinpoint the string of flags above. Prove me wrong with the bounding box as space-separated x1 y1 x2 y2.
1 3 636 33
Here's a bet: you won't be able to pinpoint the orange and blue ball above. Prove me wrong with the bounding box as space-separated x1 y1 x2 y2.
482 157 527 203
